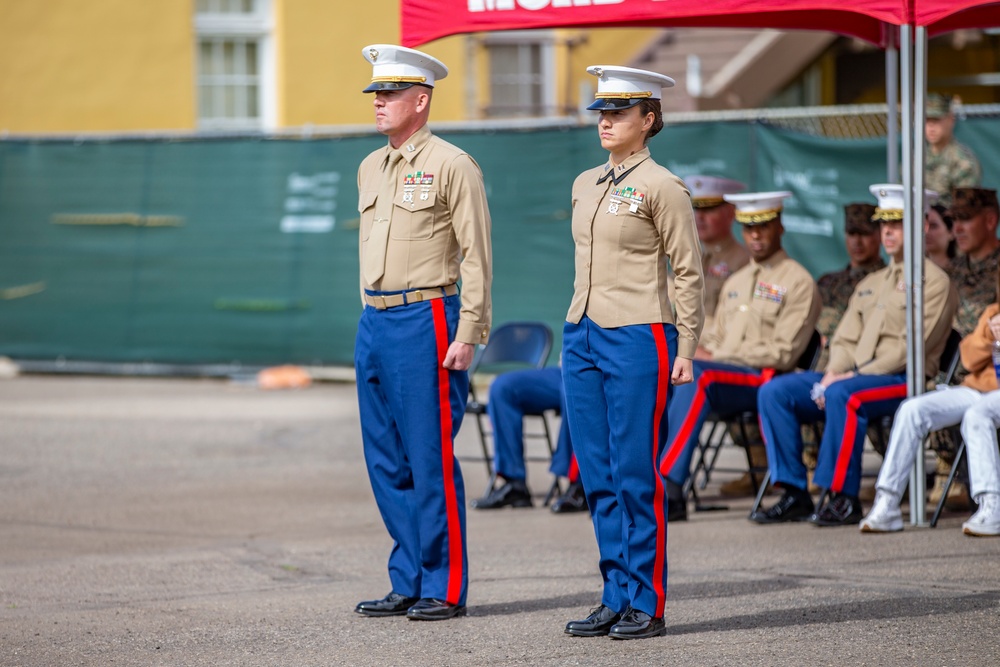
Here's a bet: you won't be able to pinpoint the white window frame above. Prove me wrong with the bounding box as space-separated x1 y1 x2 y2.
483 31 557 119
195 0 275 130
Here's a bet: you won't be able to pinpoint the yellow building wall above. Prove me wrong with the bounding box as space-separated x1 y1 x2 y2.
0 0 195 133
278 0 471 126
0 0 663 133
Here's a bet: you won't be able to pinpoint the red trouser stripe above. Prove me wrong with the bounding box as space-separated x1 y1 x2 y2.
431 299 462 604
567 455 579 482
650 324 671 618
658 368 772 476
832 383 908 492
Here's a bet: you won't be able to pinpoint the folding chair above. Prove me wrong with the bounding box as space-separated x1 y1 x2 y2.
691 329 823 510
464 321 554 494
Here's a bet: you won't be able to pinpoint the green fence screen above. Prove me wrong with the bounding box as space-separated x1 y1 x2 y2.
1 118 995 368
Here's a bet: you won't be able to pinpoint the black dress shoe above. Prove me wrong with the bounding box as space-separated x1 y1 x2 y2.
809 493 862 527
565 604 622 637
471 479 532 509
608 606 666 639
668 496 688 522
750 490 814 524
406 598 467 620
354 591 419 617
551 481 588 514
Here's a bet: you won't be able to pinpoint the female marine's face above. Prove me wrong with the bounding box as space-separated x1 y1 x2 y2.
597 106 651 154
924 209 953 257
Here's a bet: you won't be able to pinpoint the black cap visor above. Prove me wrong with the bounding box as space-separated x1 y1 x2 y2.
587 97 644 111
362 80 420 93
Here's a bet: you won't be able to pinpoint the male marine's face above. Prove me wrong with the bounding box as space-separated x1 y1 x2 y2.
695 204 736 245
845 230 881 266
741 219 783 262
880 220 905 260
372 85 427 136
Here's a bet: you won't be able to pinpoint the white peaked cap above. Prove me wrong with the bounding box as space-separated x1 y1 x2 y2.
869 183 939 221
586 65 675 110
723 191 793 224
362 44 448 92
684 175 747 208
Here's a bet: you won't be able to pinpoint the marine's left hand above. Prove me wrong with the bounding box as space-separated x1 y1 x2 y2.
443 341 475 371
671 357 694 385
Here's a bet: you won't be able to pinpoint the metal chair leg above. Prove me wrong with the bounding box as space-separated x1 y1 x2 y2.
544 478 562 507
930 440 967 528
749 470 771 516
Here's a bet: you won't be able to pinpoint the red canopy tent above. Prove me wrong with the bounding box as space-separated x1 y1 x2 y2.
921 1 1000 34
402 0 903 48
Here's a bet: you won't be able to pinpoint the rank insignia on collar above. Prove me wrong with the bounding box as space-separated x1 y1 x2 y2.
896 279 906 292
753 281 786 303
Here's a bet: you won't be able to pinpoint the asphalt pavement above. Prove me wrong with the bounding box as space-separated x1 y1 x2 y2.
0 374 997 667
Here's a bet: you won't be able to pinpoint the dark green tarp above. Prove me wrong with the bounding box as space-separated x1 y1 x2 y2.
0 119 993 367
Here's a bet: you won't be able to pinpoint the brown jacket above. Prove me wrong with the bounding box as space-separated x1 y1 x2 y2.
959 303 1000 393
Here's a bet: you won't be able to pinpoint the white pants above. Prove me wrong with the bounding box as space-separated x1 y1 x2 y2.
962 390 1000 498
877 386 1000 500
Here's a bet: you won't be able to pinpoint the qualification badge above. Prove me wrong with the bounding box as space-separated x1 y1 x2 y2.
419 172 434 201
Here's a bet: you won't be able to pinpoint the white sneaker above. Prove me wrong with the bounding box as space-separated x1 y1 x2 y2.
962 493 1000 537
860 489 903 533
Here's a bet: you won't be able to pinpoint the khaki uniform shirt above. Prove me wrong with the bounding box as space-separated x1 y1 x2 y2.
925 139 981 208
357 125 492 345
828 259 958 377
567 148 704 359
702 237 751 336
702 249 821 371
666 236 749 338
815 259 886 370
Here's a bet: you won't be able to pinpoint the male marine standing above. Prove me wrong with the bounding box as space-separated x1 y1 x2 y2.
353 44 492 621
925 93 980 208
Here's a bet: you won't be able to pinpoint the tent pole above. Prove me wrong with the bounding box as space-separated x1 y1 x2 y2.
909 26 929 526
900 24 919 526
886 34 899 183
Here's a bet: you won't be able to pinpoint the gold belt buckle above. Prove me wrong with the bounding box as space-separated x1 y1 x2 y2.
410 289 423 303
374 295 388 309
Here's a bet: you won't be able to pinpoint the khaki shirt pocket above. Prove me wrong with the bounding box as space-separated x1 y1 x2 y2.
358 191 378 241
750 297 782 324
391 192 437 240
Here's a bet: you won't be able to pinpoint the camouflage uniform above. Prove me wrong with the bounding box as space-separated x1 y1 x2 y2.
930 187 1000 474
926 141 981 209
950 248 1000 339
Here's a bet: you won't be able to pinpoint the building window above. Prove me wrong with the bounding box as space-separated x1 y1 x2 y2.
484 32 556 119
195 0 274 130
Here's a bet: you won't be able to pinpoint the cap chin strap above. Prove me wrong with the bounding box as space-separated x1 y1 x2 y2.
594 91 653 99
371 75 427 84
